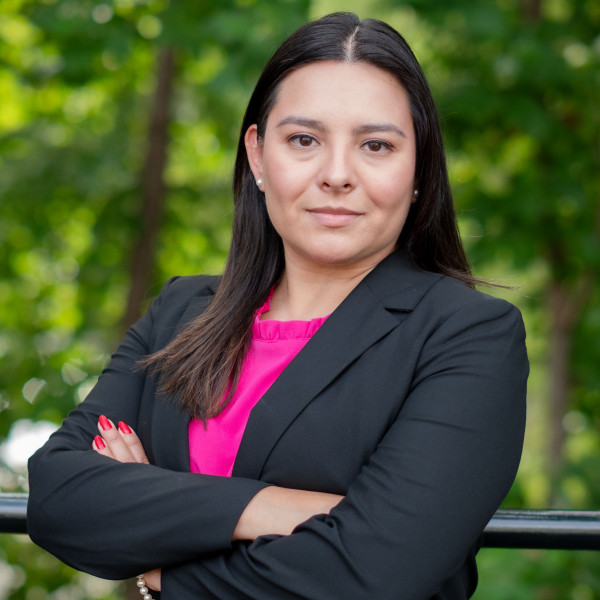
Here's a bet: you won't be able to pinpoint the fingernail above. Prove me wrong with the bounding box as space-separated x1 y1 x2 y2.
94 435 106 450
118 421 132 434
98 415 112 431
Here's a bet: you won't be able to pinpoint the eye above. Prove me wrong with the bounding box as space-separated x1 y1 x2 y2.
363 139 392 153
289 134 318 148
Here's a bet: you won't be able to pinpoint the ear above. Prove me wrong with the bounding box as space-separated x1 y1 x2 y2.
244 124 264 188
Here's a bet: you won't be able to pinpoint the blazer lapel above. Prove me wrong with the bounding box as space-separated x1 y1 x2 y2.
233 250 441 480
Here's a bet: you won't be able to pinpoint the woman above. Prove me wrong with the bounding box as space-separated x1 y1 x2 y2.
27 12 528 599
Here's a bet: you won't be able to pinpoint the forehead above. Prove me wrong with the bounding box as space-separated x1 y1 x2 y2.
267 60 413 130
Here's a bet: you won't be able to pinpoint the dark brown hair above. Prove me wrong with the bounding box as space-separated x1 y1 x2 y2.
145 12 474 420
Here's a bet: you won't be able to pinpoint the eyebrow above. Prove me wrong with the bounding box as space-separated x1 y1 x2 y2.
353 123 407 138
276 116 327 132
276 116 407 138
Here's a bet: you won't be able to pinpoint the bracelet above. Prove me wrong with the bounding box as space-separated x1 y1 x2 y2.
136 575 154 600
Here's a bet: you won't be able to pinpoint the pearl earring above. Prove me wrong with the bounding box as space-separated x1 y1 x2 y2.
256 178 263 187
413 189 419 197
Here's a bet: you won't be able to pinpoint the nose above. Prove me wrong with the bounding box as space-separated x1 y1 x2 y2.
319 144 356 193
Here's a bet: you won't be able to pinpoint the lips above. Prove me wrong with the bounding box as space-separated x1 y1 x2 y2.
309 206 361 215
307 206 363 228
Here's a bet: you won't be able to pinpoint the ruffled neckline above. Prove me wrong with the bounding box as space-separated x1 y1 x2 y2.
252 289 329 341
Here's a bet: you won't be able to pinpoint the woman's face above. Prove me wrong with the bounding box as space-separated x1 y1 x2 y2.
245 60 417 273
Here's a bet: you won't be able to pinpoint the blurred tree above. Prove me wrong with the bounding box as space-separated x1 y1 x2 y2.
123 46 175 331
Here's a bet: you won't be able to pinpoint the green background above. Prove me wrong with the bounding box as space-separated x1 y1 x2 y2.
0 0 598 597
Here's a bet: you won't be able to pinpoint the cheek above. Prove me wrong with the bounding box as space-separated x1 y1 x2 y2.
265 163 310 198
262 141 316 196
367 172 414 213
391 156 416 201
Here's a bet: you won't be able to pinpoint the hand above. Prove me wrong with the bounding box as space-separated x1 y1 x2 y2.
142 568 162 592
92 415 150 464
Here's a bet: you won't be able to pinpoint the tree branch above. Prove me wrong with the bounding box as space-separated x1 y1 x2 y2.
122 47 176 331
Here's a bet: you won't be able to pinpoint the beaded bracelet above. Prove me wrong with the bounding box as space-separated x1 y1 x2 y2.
136 574 154 600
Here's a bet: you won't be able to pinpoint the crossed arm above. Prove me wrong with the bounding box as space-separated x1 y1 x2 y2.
92 416 343 592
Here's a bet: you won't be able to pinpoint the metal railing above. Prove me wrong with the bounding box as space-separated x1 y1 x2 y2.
1 493 28 535
484 509 600 550
1 493 599 550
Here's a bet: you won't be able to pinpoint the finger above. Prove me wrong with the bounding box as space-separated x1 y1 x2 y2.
117 421 150 464
97 415 137 463
92 435 115 460
143 569 162 592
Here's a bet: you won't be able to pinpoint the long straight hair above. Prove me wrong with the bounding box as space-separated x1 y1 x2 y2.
144 12 475 420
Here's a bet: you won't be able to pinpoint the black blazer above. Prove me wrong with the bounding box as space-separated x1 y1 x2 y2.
27 250 528 599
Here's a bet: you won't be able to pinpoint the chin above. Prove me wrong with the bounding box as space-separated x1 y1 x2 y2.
309 251 369 268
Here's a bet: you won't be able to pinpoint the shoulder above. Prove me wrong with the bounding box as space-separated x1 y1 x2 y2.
413 276 527 366
368 250 526 349
394 272 529 393
425 275 523 328
157 274 221 302
427 274 518 314
368 250 523 328
143 274 222 331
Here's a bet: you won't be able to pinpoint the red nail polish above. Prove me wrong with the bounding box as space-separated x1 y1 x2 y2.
94 435 106 450
118 421 132 434
98 415 112 431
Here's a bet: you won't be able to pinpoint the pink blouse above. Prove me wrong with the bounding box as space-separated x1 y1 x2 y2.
188 294 328 476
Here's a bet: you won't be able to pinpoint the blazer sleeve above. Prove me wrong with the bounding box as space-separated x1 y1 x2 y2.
159 294 528 599
26 277 269 580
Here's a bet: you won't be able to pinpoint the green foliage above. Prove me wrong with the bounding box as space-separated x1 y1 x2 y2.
1 0 598 597
0 0 311 439
0 534 120 600
475 548 600 600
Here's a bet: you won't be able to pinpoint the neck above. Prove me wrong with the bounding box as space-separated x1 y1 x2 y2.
267 257 382 321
